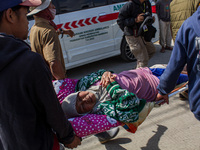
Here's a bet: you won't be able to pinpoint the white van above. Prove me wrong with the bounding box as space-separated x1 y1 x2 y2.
28 0 159 70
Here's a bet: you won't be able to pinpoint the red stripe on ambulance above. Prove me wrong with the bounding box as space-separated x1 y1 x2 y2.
91 17 98 24
61 12 119 29
56 24 63 29
78 19 85 27
64 22 71 29
71 21 78 28
85 18 92 25
98 12 118 22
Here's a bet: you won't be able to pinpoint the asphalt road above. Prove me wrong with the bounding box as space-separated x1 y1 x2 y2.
67 43 172 79
65 42 200 150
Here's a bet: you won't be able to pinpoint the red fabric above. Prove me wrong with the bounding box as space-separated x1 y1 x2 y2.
52 134 60 150
35 8 58 30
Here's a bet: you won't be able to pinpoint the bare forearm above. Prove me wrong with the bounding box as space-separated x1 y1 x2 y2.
50 60 66 80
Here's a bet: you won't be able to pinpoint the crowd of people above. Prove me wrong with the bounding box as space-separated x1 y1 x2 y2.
0 0 200 150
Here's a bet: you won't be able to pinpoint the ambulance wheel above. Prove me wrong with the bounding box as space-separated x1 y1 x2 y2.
120 36 136 62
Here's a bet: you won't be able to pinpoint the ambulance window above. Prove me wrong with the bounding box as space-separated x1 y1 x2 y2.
93 0 108 7
52 0 59 13
57 0 93 13
110 0 126 3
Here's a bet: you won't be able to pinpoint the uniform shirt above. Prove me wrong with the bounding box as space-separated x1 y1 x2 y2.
30 16 65 72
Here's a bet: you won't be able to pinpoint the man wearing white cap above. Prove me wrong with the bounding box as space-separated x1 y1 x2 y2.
29 0 74 80
0 0 81 149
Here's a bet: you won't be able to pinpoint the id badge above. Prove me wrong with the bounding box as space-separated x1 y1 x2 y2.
143 25 148 32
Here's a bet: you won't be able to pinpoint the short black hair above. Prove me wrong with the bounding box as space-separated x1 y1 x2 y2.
0 11 4 22
0 5 23 22
11 5 23 19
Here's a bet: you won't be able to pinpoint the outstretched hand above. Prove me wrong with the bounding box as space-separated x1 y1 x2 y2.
57 28 75 38
65 29 75 37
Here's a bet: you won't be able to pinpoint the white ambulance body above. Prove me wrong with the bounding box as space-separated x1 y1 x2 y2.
28 0 159 70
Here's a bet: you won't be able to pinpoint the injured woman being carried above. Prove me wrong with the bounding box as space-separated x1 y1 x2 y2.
61 67 188 123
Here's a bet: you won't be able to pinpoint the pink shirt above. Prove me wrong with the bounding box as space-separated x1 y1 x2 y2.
115 67 159 102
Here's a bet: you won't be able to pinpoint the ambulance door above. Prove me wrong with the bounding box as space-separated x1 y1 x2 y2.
85 0 116 59
55 0 115 69
109 0 127 52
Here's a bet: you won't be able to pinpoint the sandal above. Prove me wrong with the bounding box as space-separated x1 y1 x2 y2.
160 47 165 53
165 46 173 50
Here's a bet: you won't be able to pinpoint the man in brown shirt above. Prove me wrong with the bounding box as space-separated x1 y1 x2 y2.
29 0 74 80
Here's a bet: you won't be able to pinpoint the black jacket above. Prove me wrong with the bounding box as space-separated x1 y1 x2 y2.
117 0 152 36
0 33 74 150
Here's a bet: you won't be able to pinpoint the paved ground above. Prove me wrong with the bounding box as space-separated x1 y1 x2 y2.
66 42 200 150
70 94 200 150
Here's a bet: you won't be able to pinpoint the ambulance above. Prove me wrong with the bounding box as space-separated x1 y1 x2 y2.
28 0 159 70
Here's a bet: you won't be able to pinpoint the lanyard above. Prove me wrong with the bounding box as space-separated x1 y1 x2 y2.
143 3 146 13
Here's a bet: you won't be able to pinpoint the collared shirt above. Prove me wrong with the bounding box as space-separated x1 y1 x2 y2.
30 17 65 72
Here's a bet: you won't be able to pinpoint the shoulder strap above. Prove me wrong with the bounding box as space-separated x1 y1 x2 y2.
195 37 200 71
195 37 200 50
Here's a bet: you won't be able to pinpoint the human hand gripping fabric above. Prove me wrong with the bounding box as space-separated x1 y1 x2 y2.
155 93 169 105
100 71 116 88
64 135 81 149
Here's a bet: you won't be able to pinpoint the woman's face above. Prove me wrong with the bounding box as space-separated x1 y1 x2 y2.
76 91 96 114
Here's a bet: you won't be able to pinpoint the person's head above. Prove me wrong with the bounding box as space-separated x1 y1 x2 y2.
28 0 56 20
0 0 41 40
61 91 97 118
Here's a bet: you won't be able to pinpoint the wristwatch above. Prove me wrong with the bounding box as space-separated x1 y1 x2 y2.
58 28 64 38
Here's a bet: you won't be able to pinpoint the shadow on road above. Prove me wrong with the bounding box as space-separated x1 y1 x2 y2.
103 138 132 150
141 124 168 150
101 124 167 150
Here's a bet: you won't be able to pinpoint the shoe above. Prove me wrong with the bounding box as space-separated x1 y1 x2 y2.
59 143 65 150
165 46 173 50
179 90 188 100
95 127 120 144
160 47 165 53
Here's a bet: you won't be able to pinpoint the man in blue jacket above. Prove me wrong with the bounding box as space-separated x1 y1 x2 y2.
156 6 200 121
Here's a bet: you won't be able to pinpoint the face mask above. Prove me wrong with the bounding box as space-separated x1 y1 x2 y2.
49 8 56 19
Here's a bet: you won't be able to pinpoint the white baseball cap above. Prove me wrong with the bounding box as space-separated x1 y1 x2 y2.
27 0 51 16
